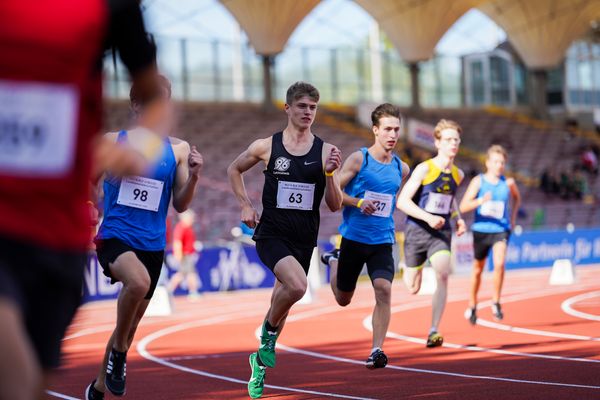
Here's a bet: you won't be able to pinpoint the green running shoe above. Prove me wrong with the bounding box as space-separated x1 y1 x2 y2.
257 321 278 368
248 352 266 399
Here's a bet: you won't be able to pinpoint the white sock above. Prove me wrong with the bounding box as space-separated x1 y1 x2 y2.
371 347 381 354
429 327 437 335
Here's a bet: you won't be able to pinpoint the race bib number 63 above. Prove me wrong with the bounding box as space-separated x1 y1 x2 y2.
276 181 315 211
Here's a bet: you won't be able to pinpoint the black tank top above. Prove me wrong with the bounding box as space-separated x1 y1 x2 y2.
253 131 325 247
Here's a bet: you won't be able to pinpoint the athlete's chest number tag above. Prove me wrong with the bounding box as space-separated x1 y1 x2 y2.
0 80 79 176
424 192 452 214
363 191 393 218
277 181 315 211
117 176 164 212
480 200 505 219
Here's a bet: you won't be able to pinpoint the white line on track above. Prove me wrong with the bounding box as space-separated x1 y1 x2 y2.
277 343 600 390
375 285 600 364
49 271 600 399
137 311 377 400
561 291 600 322
253 283 600 390
45 391 80 400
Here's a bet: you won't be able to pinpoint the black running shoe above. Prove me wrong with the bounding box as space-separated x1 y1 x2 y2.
85 379 104 400
105 348 127 396
465 307 477 325
426 331 443 348
320 249 340 266
492 302 504 321
365 349 388 369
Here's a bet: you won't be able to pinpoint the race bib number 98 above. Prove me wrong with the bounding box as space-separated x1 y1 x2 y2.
0 80 79 176
424 192 452 214
276 181 315 211
363 190 393 218
117 176 164 212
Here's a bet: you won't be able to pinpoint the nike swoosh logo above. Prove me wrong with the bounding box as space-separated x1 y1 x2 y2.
304 161 317 165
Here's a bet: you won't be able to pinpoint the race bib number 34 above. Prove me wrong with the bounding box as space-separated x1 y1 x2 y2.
363 190 393 218
276 181 315 211
0 80 79 176
117 176 164 212
424 192 452 214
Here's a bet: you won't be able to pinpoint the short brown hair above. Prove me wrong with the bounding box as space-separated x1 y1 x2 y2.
371 103 402 126
433 119 462 140
129 74 171 106
487 144 507 160
286 81 319 105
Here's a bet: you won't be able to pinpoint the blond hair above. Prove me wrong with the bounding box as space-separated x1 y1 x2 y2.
486 144 507 160
433 119 462 140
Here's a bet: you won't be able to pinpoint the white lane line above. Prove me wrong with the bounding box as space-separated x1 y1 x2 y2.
475 286 600 341
63 299 267 341
561 291 600 322
137 312 377 400
377 285 600 364
475 319 600 341
45 391 80 400
277 343 600 390
254 289 600 390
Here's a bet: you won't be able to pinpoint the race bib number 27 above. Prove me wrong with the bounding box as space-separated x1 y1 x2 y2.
363 191 393 218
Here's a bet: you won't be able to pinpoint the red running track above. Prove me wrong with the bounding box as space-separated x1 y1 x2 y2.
49 266 600 399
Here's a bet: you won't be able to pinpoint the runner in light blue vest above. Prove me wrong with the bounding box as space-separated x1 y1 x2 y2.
459 145 521 325
321 103 409 369
86 76 204 399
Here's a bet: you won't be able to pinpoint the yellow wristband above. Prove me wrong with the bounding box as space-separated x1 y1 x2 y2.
356 199 364 208
325 170 335 177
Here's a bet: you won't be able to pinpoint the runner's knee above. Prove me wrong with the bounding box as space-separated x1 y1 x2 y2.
373 280 391 303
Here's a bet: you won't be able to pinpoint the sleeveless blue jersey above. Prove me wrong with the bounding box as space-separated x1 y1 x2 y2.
97 130 177 250
472 174 511 233
339 148 403 244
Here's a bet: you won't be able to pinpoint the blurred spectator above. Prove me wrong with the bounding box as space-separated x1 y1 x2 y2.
540 168 559 196
581 146 598 175
532 207 546 229
168 210 201 299
572 167 589 200
559 168 574 200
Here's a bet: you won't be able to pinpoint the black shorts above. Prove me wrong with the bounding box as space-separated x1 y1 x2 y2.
0 235 85 369
255 238 313 275
404 223 452 268
95 238 164 300
337 238 395 292
473 231 510 261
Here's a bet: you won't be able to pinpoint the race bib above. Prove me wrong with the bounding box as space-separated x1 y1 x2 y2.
117 176 164 212
364 190 393 218
276 181 315 211
0 80 79 176
480 200 505 219
424 192 452 214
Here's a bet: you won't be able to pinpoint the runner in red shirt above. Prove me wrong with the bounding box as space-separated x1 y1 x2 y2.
168 210 201 298
0 1 159 398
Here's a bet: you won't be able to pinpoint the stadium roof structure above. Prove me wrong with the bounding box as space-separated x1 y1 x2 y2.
218 0 599 114
220 0 599 69
220 0 320 55
479 0 600 69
